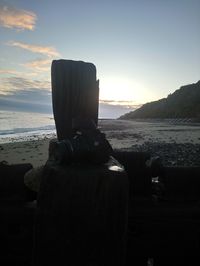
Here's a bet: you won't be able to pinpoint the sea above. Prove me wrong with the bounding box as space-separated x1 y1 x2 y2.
0 110 56 144
1 109 200 146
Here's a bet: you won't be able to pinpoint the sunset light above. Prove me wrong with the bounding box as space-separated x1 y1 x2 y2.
0 3 200 262
100 77 157 105
0 0 199 117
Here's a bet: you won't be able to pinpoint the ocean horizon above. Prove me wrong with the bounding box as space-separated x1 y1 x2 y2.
0 110 116 144
0 110 57 144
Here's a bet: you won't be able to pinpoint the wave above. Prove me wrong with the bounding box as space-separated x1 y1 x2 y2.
0 125 56 136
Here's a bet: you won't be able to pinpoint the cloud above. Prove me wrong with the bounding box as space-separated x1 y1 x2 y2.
0 75 52 114
99 102 136 119
0 73 138 118
0 5 36 31
24 58 52 72
6 41 60 73
6 76 50 89
0 68 39 79
100 99 142 109
0 87 134 117
0 88 52 114
8 41 60 57
0 88 51 103
0 76 50 94
0 69 22 75
99 100 140 119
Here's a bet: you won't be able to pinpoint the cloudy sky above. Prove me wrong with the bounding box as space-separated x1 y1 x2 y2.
0 0 199 118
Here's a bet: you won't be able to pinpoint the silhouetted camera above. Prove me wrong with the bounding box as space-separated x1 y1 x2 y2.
49 118 113 165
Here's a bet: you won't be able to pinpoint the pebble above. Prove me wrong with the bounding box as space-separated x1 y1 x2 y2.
123 142 200 167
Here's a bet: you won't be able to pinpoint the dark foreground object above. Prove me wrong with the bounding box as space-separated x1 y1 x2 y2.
0 162 36 202
0 163 36 266
33 157 129 266
1 156 200 265
51 60 99 140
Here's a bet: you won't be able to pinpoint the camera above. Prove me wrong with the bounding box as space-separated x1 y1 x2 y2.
49 118 113 165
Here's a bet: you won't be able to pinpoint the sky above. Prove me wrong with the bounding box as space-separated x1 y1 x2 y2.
0 0 199 118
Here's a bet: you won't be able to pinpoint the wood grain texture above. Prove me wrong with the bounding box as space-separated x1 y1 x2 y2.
34 157 129 266
51 60 99 140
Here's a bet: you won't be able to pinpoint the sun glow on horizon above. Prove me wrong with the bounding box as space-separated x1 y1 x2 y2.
99 77 157 106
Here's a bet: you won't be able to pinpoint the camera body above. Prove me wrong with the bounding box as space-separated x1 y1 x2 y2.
49 127 113 165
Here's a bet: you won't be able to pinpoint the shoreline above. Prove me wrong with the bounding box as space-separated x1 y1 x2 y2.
0 119 200 167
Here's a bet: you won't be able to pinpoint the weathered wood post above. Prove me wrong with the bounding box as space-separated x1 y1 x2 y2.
33 60 129 266
51 59 99 140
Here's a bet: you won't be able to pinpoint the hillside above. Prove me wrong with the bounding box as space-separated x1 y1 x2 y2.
120 80 200 119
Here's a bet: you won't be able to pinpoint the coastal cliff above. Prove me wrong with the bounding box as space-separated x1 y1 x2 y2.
120 80 200 120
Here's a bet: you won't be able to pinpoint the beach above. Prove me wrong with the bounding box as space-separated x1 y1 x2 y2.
0 138 51 167
0 119 200 167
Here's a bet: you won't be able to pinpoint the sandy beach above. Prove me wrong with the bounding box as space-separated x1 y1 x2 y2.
0 119 200 167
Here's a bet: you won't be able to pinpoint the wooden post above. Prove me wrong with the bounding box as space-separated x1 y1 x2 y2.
33 158 129 266
33 60 129 266
51 59 99 140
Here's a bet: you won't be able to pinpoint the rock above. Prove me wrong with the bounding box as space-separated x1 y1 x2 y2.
129 142 200 167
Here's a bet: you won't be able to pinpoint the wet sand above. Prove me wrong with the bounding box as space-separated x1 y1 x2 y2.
0 119 200 167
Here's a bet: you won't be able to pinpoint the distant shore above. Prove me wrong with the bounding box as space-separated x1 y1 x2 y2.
0 119 200 167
